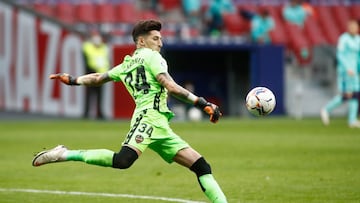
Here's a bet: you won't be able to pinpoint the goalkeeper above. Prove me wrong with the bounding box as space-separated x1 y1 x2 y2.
32 20 227 203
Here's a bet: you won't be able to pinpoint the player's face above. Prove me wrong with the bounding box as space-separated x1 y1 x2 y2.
142 30 163 52
348 21 359 36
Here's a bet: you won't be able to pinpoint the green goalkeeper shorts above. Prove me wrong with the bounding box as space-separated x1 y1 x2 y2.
123 109 189 163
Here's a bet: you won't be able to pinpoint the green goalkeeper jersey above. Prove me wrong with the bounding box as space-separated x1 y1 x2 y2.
108 48 173 116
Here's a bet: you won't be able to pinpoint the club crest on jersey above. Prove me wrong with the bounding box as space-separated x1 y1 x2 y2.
135 135 144 143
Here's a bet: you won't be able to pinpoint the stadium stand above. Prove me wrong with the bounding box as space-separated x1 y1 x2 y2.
54 2 76 24
284 22 311 64
314 5 341 45
303 15 327 47
158 0 182 11
331 5 351 32
116 3 138 24
138 10 160 21
349 4 360 20
17 0 359 65
222 12 247 36
97 2 118 24
75 3 97 24
267 5 288 45
32 2 54 17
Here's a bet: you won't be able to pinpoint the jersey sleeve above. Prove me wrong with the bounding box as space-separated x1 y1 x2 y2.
148 51 168 76
107 55 135 81
107 64 122 82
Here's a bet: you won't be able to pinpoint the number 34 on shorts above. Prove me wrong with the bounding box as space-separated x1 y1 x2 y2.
125 122 153 145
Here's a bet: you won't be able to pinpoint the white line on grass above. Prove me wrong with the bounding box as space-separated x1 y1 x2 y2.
0 188 206 203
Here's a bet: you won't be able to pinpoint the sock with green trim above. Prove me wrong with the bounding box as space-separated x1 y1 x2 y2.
199 174 227 203
190 157 227 203
65 149 114 167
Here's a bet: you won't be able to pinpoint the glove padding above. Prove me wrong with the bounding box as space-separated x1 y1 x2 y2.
49 73 79 85
195 97 222 123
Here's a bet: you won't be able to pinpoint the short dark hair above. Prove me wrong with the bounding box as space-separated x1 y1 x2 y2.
132 20 162 42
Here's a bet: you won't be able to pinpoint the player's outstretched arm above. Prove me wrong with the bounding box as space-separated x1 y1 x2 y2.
49 73 112 86
156 73 222 123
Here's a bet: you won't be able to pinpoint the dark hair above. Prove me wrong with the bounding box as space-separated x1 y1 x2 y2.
132 20 162 42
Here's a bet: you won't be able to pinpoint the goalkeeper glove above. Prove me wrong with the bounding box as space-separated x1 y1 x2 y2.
194 97 222 123
49 73 79 85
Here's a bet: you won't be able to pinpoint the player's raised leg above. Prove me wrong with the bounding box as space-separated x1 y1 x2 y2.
32 145 139 169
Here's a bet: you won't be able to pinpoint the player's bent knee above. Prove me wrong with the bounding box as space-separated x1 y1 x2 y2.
112 146 138 169
190 157 212 177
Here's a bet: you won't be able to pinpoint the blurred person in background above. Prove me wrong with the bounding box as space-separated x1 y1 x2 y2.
321 20 360 128
282 0 307 27
82 30 110 119
250 6 275 44
283 0 310 60
204 0 235 36
182 0 202 28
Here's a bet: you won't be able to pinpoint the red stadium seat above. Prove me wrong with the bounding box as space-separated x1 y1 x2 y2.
349 4 360 20
331 5 351 33
284 23 309 47
75 3 96 24
54 2 75 24
33 3 54 17
269 22 288 45
314 5 341 45
159 0 181 11
267 5 288 45
97 3 117 23
284 22 311 64
116 3 138 23
303 16 327 46
267 4 283 19
222 13 247 36
138 10 159 21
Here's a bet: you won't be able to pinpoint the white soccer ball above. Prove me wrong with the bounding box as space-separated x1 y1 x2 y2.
245 87 276 116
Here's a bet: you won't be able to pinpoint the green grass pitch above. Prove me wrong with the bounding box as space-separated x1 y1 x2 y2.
1 117 360 203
